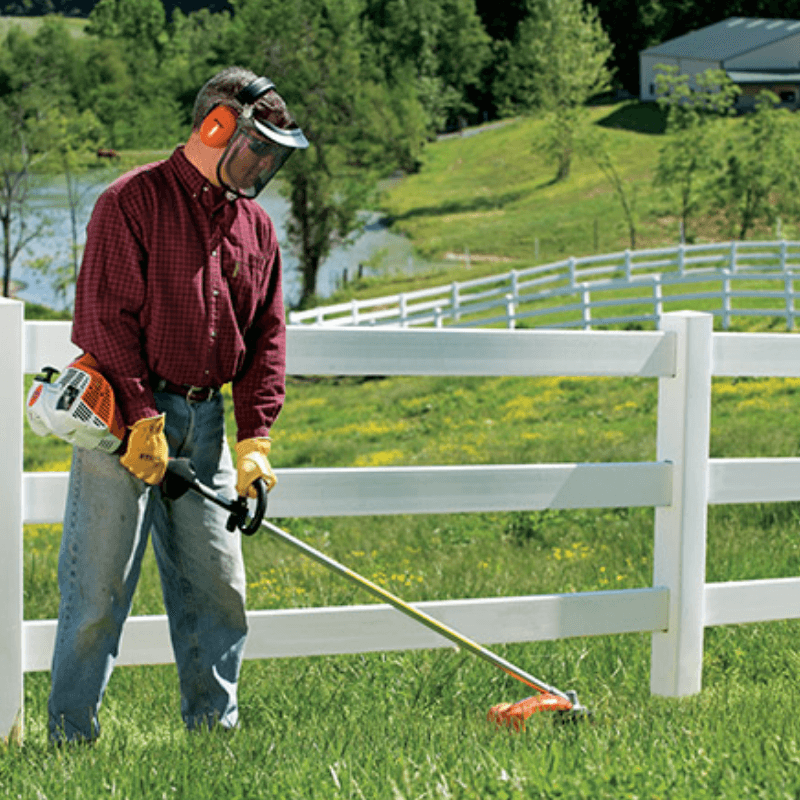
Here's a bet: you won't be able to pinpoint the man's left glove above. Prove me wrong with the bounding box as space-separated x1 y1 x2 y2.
236 437 277 497
120 414 169 485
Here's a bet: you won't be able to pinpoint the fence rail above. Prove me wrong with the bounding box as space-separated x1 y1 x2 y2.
4 308 800 739
289 240 800 331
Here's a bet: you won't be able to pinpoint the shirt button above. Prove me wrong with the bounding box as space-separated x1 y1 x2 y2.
211 249 218 258
210 330 217 338
213 289 219 297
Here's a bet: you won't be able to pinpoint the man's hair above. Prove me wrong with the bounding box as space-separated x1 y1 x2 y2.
192 66 295 131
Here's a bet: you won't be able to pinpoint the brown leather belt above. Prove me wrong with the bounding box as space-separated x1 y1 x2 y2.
151 377 220 402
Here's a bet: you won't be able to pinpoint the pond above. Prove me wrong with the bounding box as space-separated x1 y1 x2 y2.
14 168 423 312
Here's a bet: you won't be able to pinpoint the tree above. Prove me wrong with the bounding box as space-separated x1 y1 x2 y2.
48 109 106 280
86 0 167 51
497 0 613 182
361 0 491 133
588 0 664 95
226 0 428 306
585 130 639 248
161 7 234 125
714 91 800 241
86 0 184 148
0 99 50 299
653 66 739 242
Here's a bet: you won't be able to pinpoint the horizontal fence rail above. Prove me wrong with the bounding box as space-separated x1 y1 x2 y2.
289 240 800 332
4 309 800 739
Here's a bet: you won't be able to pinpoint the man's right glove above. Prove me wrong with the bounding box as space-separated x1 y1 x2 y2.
120 414 169 485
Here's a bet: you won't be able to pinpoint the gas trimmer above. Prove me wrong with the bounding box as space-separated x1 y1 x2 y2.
164 459 592 730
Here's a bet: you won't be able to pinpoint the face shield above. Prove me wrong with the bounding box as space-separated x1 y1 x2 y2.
217 107 309 199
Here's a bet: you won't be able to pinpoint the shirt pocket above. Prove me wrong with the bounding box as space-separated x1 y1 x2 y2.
221 246 268 330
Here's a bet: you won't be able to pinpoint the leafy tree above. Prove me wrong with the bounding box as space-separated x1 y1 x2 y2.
585 130 639 248
86 0 184 147
0 98 50 299
497 0 613 182
362 0 490 133
0 21 88 300
162 7 233 125
86 0 167 51
225 0 428 306
47 109 106 281
588 0 664 95
81 40 136 148
653 66 739 242
714 91 800 240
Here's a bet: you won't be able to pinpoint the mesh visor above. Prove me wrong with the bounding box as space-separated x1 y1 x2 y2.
217 115 308 198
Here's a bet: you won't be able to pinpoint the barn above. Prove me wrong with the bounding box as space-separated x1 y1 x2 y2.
640 17 800 109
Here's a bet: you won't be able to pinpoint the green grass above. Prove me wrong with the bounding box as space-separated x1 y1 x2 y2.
334 102 793 307
0 15 87 38
7 107 800 797
10 371 800 798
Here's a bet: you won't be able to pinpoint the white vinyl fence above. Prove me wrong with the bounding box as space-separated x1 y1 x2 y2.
290 240 800 331
4 305 800 740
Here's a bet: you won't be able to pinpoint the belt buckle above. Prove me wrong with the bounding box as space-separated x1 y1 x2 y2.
185 385 207 402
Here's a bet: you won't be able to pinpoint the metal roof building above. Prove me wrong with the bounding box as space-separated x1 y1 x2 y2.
640 17 800 107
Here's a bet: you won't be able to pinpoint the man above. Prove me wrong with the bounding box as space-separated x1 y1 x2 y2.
47 66 308 744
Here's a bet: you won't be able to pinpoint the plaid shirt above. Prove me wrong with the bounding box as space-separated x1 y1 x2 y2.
71 147 286 441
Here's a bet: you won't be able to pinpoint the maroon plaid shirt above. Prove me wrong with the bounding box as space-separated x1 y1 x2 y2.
72 147 286 441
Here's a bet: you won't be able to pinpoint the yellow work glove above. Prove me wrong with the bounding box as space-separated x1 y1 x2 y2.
236 437 276 497
120 414 169 485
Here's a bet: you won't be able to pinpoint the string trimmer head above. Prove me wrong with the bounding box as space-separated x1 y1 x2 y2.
488 689 592 731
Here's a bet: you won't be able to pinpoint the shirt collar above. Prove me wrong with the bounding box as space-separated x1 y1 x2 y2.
170 146 232 211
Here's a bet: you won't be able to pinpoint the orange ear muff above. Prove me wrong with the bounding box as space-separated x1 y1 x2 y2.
199 105 238 148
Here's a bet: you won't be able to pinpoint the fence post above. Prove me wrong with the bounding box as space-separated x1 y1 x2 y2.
399 294 408 328
652 276 663 324
651 311 712 697
451 282 461 323
581 287 592 330
785 275 795 331
505 294 516 329
721 272 731 331
624 250 632 281
0 299 24 742
568 257 576 289
510 269 519 305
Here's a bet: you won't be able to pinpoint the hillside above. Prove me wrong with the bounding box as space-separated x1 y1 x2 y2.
383 104 683 265
323 104 670 302
320 101 781 308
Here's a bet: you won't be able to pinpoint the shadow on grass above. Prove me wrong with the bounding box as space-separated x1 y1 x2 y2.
596 101 668 135
384 190 528 224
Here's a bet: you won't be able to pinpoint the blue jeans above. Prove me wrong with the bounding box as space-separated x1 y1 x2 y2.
48 391 247 743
